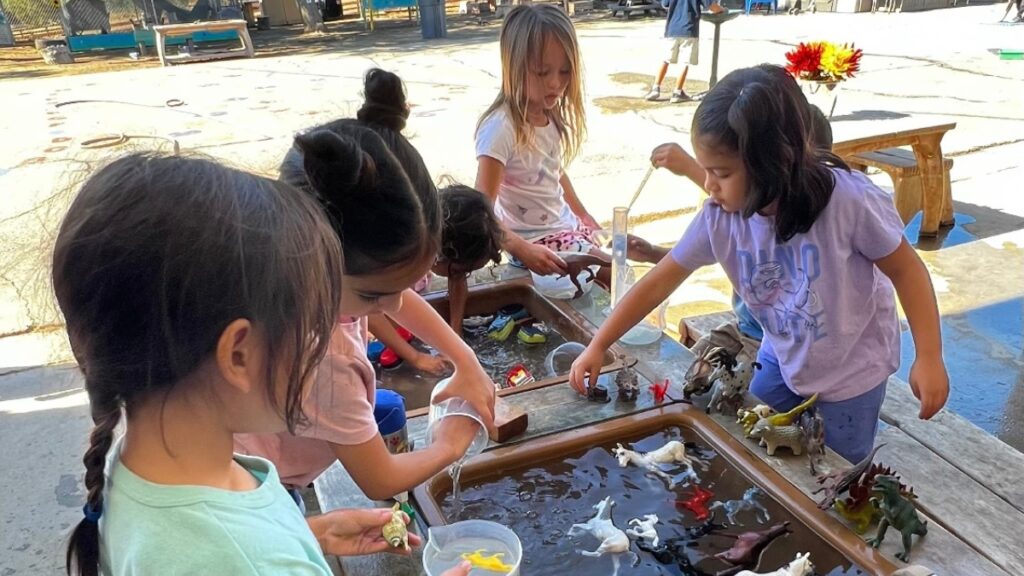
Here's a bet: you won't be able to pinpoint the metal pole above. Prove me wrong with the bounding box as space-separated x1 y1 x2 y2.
709 21 723 88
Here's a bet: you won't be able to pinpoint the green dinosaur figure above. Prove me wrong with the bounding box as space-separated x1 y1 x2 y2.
867 475 927 562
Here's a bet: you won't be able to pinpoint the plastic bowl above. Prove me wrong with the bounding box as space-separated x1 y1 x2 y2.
423 520 522 576
544 341 587 377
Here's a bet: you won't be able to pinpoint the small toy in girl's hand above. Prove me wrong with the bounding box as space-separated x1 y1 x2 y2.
503 364 534 389
674 485 715 521
587 382 610 403
650 379 669 403
460 549 515 572
382 502 410 551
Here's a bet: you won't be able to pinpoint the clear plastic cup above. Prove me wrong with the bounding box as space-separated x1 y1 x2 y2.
616 264 667 346
423 520 522 576
544 341 587 377
426 378 489 461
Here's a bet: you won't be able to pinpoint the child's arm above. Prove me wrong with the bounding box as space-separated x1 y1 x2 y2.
875 239 949 419
308 507 423 556
569 257 694 394
447 273 469 335
367 313 451 376
388 289 496 432
330 413 481 500
559 172 601 231
476 157 566 275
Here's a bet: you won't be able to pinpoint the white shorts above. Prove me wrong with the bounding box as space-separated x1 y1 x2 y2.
666 37 699 66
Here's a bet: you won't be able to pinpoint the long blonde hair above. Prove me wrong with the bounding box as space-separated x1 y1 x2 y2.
477 4 587 165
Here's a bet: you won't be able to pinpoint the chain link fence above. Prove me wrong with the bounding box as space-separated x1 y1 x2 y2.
0 0 239 42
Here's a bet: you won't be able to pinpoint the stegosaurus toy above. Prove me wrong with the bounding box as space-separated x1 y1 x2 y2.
835 463 915 534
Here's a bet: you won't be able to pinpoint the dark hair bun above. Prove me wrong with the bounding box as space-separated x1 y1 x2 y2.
295 129 376 195
357 68 409 133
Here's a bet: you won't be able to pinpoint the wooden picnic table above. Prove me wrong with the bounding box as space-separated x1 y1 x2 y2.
152 19 254 66
832 120 957 237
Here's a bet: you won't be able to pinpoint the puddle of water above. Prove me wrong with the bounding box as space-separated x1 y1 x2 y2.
908 212 978 250
437 427 868 575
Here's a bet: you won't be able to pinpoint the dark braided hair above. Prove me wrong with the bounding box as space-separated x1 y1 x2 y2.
54 153 343 576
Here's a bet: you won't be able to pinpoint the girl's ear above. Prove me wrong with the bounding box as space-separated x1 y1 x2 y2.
216 319 259 394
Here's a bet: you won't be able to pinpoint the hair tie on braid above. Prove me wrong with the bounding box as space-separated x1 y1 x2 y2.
82 503 102 523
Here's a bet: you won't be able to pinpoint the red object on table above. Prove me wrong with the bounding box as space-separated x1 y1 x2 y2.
504 364 534 389
650 379 669 403
675 485 714 521
396 327 415 342
380 348 402 369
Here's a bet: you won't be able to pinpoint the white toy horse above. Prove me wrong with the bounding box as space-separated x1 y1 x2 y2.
567 496 637 576
626 514 660 547
612 440 700 487
736 552 813 576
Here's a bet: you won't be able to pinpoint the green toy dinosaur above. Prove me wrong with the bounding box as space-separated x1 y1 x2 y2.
867 475 928 562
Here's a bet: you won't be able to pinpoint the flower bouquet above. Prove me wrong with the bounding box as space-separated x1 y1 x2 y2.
784 41 863 117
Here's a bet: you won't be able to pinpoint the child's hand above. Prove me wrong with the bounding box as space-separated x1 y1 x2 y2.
411 351 451 376
312 508 423 557
626 234 668 264
517 242 567 276
650 143 693 176
709 2 725 13
909 357 949 419
434 412 485 460
442 562 473 576
432 364 497 436
568 344 606 396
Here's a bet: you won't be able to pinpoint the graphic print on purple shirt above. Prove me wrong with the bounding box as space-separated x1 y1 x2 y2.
736 245 828 344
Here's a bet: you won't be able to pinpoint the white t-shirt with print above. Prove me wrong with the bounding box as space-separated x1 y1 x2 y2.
475 108 578 241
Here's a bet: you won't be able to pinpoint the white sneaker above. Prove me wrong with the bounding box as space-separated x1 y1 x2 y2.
670 90 691 104
644 86 661 101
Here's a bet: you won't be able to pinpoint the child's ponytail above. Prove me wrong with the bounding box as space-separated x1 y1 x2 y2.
65 394 120 576
694 65 847 243
357 68 410 133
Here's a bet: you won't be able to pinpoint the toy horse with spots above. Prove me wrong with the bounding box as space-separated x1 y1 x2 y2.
706 358 761 416
567 496 637 576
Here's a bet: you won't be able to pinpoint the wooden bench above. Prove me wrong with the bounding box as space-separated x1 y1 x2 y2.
152 19 254 66
848 147 955 228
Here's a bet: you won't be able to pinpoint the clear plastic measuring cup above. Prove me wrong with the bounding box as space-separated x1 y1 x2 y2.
423 520 523 576
426 377 489 461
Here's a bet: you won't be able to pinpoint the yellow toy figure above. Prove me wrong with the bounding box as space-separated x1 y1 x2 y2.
460 549 515 573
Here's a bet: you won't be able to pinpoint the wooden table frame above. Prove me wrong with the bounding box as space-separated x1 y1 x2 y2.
152 19 254 66
832 122 956 237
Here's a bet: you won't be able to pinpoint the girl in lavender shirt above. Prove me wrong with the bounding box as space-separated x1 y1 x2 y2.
570 65 949 463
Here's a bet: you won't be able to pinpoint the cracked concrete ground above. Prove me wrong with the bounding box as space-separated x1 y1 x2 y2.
1 4 1023 573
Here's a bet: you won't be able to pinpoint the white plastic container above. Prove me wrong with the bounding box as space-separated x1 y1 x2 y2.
423 520 522 576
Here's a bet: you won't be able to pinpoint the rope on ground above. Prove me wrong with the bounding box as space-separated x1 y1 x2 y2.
80 134 181 155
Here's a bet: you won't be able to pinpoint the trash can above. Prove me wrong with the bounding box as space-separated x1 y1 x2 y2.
419 0 447 39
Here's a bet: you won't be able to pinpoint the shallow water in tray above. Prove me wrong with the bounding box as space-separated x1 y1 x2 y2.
378 323 571 411
439 427 867 576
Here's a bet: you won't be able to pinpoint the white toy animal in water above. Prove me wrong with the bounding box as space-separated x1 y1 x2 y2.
567 497 637 576
612 441 699 487
736 552 813 576
626 514 660 547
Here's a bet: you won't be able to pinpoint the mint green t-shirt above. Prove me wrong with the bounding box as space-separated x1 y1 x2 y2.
100 437 332 575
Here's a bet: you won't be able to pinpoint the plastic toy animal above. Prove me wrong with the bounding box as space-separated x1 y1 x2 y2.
567 496 637 575
635 537 711 576
709 487 771 525
715 522 792 567
613 441 698 487
682 346 732 399
675 485 715 521
798 409 826 475
736 552 813 576
559 253 610 299
460 549 515 572
650 379 669 404
814 444 885 510
750 421 805 456
835 463 914 534
382 502 410 551
738 405 774 437
753 394 819 430
867 475 928 562
614 360 639 402
626 514 660 547
706 359 761 415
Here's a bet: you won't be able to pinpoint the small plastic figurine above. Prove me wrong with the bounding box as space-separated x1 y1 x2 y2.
798 408 826 475
736 552 813 576
460 549 515 572
559 252 610 299
567 496 636 576
709 487 771 525
675 485 715 521
614 361 639 403
683 346 732 399
715 522 792 567
867 475 928 562
750 421 805 456
706 358 761 415
625 514 660 547
814 444 885 510
613 441 698 487
587 382 610 403
737 405 774 437
382 502 410 551
649 379 669 403
835 463 914 534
